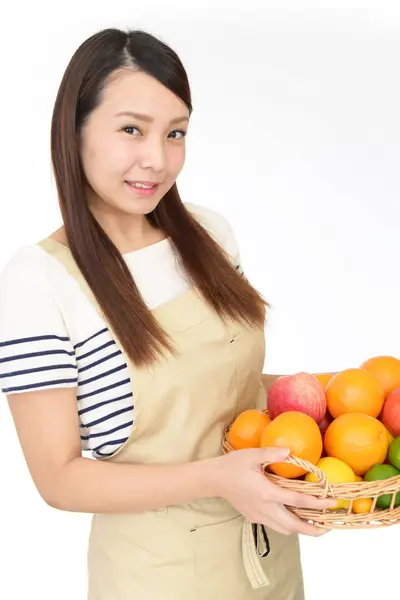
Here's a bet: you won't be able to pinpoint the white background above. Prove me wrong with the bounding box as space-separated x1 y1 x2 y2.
1 1 399 598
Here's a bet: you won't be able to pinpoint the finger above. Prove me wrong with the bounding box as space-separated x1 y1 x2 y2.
267 484 337 511
288 491 337 511
275 505 331 537
256 446 290 467
253 510 292 536
314 527 331 535
262 520 292 536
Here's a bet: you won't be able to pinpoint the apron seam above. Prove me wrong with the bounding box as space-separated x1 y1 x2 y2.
228 340 241 416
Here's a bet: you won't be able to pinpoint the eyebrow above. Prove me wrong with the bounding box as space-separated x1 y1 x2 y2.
114 111 189 125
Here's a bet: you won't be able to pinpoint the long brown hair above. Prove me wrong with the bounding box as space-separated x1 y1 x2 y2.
51 28 267 366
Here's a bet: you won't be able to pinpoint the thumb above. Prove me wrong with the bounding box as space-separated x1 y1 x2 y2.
254 445 290 466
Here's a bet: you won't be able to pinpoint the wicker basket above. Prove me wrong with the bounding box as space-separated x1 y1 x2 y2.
222 415 400 529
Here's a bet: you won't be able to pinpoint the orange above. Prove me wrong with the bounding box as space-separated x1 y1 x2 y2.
360 355 400 397
326 368 385 418
353 497 373 514
315 373 333 390
228 409 271 450
385 427 394 446
324 412 388 476
353 474 374 513
260 411 323 478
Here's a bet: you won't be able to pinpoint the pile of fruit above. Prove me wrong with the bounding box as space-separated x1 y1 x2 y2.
227 355 400 514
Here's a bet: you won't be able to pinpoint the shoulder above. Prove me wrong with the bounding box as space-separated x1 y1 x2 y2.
0 245 78 396
0 243 64 328
0 244 52 290
184 203 240 265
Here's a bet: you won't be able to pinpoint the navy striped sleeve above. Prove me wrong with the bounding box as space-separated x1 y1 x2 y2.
0 246 78 395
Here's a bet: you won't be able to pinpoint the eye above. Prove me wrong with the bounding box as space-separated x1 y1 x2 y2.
122 126 141 136
168 130 187 140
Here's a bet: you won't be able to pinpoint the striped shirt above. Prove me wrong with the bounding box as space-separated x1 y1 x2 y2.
0 204 242 458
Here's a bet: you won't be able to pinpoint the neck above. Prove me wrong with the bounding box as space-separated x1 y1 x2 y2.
88 200 164 254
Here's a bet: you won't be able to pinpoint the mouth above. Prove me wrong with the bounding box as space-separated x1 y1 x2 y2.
125 181 161 196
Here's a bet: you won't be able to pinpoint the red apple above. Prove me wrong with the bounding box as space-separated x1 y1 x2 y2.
318 410 333 437
267 372 326 423
381 387 400 437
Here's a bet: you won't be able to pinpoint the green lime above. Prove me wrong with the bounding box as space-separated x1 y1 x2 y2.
364 464 400 509
388 437 400 470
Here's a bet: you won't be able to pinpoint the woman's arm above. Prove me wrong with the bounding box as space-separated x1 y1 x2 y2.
7 385 336 533
7 387 218 514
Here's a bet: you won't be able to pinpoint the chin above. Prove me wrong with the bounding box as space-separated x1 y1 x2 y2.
122 195 163 216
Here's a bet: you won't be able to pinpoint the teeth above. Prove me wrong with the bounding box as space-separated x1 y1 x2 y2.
129 182 155 189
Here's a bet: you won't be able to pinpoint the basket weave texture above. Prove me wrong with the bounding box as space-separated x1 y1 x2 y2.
222 412 400 529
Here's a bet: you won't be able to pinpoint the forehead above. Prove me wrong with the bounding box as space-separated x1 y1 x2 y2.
98 68 189 121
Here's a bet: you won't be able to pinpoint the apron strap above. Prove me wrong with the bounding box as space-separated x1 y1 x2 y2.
242 519 271 588
38 238 130 365
38 239 105 319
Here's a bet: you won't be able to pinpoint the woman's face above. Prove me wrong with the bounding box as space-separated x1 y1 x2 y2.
79 68 189 218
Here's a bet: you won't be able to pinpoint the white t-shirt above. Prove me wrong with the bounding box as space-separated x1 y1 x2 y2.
0 203 243 458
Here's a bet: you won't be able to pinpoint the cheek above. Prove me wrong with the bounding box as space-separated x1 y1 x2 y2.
168 146 186 177
82 139 132 184
107 140 136 168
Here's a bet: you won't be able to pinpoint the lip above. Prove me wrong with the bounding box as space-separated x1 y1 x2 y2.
126 180 161 186
125 181 160 197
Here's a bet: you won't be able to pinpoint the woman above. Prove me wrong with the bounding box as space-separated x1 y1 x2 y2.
0 28 335 599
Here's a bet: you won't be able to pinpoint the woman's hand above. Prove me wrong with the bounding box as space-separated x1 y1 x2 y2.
212 447 336 537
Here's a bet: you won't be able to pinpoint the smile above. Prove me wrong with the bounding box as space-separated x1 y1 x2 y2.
125 181 160 196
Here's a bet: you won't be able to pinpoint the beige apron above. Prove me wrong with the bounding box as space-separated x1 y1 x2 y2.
39 238 304 600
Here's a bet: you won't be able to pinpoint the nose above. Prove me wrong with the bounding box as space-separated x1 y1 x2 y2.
138 136 166 174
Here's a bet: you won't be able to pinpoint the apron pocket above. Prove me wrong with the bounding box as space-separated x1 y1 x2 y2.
191 514 272 597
